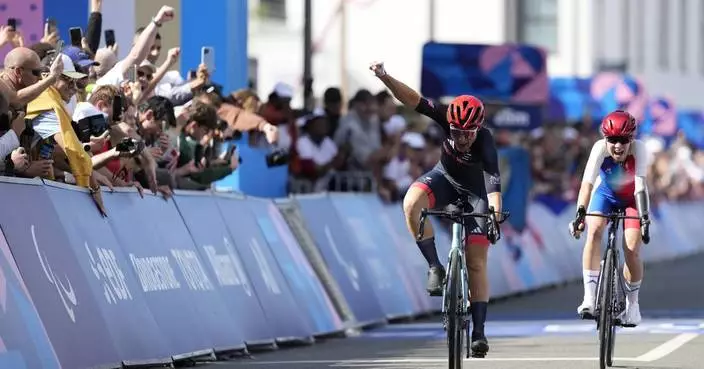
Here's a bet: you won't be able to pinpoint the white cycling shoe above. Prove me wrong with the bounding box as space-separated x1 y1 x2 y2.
577 299 596 319
622 302 641 327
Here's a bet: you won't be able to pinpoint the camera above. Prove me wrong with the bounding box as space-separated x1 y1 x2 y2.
265 148 290 168
72 115 109 143
115 137 145 156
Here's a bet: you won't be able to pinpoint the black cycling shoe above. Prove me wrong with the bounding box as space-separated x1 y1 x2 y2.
470 333 489 358
426 266 446 296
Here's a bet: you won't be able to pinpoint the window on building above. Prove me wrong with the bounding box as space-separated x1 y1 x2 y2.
259 0 286 21
679 0 688 72
517 0 559 53
658 0 670 70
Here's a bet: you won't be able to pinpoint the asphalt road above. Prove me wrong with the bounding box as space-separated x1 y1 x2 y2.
198 254 704 369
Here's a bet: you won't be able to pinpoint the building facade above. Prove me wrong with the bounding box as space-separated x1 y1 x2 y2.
249 0 704 109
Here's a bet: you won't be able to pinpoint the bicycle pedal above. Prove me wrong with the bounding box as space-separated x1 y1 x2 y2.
579 311 595 320
470 352 486 359
621 323 636 328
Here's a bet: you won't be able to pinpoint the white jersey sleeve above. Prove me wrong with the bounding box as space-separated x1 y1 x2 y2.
581 140 608 184
633 139 649 193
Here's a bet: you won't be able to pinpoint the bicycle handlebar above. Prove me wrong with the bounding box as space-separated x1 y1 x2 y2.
416 207 511 241
571 210 649 242
583 212 642 220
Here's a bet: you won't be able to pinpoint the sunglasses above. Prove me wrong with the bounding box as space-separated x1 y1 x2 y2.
606 136 631 145
450 126 479 141
137 71 153 81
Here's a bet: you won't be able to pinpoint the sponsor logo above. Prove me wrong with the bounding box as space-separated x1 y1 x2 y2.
493 108 531 127
32 225 77 323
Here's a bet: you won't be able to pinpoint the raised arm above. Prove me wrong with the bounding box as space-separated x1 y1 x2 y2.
369 61 420 108
369 61 448 130
119 6 174 77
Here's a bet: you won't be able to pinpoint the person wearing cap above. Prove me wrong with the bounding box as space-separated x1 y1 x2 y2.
63 45 100 103
381 131 426 201
260 82 295 150
296 108 346 192
24 53 97 188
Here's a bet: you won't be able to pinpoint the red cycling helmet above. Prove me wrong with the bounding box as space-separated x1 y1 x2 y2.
446 95 485 130
601 110 637 138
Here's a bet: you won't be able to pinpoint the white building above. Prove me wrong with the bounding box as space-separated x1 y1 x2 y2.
249 0 704 109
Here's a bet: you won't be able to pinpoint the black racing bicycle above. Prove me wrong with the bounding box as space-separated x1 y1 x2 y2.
572 208 649 369
417 199 509 369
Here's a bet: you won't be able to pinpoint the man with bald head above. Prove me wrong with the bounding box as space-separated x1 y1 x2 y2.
0 47 63 109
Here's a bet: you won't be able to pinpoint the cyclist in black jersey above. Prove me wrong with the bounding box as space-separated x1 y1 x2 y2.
370 61 503 357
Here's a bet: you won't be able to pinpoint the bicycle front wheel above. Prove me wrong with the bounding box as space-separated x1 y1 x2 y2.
446 248 463 369
599 248 615 369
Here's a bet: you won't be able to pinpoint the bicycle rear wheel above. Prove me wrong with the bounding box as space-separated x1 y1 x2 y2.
599 248 615 369
446 248 463 369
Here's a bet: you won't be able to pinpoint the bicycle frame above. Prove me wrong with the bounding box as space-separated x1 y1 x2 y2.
593 214 630 320
417 204 510 364
440 222 470 331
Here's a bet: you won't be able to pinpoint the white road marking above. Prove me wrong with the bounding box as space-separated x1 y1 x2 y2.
234 357 647 365
634 333 699 362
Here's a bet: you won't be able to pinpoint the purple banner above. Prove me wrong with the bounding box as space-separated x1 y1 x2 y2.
0 179 122 369
295 194 385 325
0 226 60 369
43 183 172 363
246 197 344 335
172 193 276 346
215 194 313 341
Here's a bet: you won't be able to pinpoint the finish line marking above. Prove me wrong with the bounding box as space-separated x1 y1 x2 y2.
634 333 699 362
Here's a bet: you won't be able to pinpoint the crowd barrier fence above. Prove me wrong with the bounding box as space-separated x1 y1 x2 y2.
0 176 701 369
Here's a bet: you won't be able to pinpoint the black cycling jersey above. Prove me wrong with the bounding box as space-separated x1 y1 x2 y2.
415 97 501 195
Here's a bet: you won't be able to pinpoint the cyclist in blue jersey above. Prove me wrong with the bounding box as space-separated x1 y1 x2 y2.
370 61 503 357
569 110 651 327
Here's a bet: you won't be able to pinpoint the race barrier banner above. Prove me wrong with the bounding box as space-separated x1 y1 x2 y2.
0 176 702 368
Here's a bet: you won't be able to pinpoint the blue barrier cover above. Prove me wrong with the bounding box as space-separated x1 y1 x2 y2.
44 184 173 362
295 194 386 325
0 226 60 369
109 191 248 352
380 203 435 311
329 194 415 319
102 191 221 356
216 195 313 340
173 193 276 346
361 197 429 314
0 180 122 369
246 197 344 335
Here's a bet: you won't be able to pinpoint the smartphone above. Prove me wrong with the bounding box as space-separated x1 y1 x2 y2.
193 145 204 168
69 27 82 47
7 18 17 31
112 95 123 122
52 39 64 60
39 141 54 160
201 46 215 72
45 18 57 35
187 69 196 80
125 65 137 83
104 29 115 47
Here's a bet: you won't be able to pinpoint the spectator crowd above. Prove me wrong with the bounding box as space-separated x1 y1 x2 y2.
0 0 700 216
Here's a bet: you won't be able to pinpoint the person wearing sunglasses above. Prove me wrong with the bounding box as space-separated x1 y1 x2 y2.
568 110 651 328
370 61 502 358
0 47 63 108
